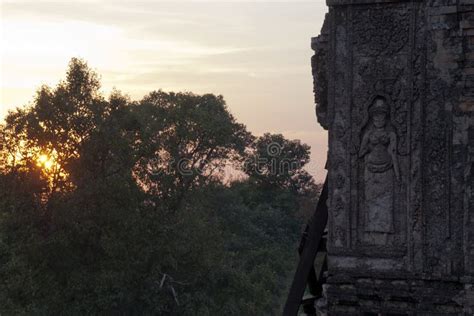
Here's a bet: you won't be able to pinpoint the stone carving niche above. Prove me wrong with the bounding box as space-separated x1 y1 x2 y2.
311 0 474 313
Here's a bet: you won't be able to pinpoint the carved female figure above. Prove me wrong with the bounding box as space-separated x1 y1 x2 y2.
359 96 400 233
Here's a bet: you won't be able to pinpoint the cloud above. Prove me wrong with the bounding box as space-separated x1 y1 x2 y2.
1 1 329 178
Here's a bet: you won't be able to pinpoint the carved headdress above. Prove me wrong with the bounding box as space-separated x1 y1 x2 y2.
369 96 389 115
351 94 395 155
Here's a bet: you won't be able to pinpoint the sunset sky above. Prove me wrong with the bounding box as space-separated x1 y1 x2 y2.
1 0 328 180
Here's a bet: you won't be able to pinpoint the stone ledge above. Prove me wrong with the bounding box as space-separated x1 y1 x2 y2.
461 20 474 29
327 0 418 6
429 5 459 16
464 67 474 75
459 5 474 13
326 278 466 314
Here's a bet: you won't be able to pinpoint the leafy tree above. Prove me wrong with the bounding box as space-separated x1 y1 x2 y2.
0 58 319 315
1 58 110 194
133 90 253 209
244 133 318 196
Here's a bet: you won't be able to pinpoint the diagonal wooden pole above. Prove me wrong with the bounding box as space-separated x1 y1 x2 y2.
283 177 328 316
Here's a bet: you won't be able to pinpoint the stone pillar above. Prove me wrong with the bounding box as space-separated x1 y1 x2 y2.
312 0 474 314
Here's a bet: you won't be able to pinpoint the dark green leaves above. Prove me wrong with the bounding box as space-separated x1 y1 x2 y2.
0 58 319 315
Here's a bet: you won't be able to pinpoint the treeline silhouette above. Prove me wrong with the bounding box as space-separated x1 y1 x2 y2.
0 58 320 314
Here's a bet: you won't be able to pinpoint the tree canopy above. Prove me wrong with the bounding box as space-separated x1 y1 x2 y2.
0 58 320 315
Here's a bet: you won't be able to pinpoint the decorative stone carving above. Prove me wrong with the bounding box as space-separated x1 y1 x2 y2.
352 7 410 57
311 0 474 313
311 16 330 130
359 96 399 234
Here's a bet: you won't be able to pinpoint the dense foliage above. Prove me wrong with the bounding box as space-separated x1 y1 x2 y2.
0 58 320 315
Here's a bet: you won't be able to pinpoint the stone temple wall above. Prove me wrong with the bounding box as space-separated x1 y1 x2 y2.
312 0 474 314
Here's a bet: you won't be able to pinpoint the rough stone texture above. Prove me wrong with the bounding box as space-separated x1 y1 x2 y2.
312 0 474 314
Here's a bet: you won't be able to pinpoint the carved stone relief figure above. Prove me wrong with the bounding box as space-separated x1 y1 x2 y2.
359 96 400 234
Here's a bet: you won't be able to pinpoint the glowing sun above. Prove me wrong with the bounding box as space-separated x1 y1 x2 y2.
37 154 55 171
